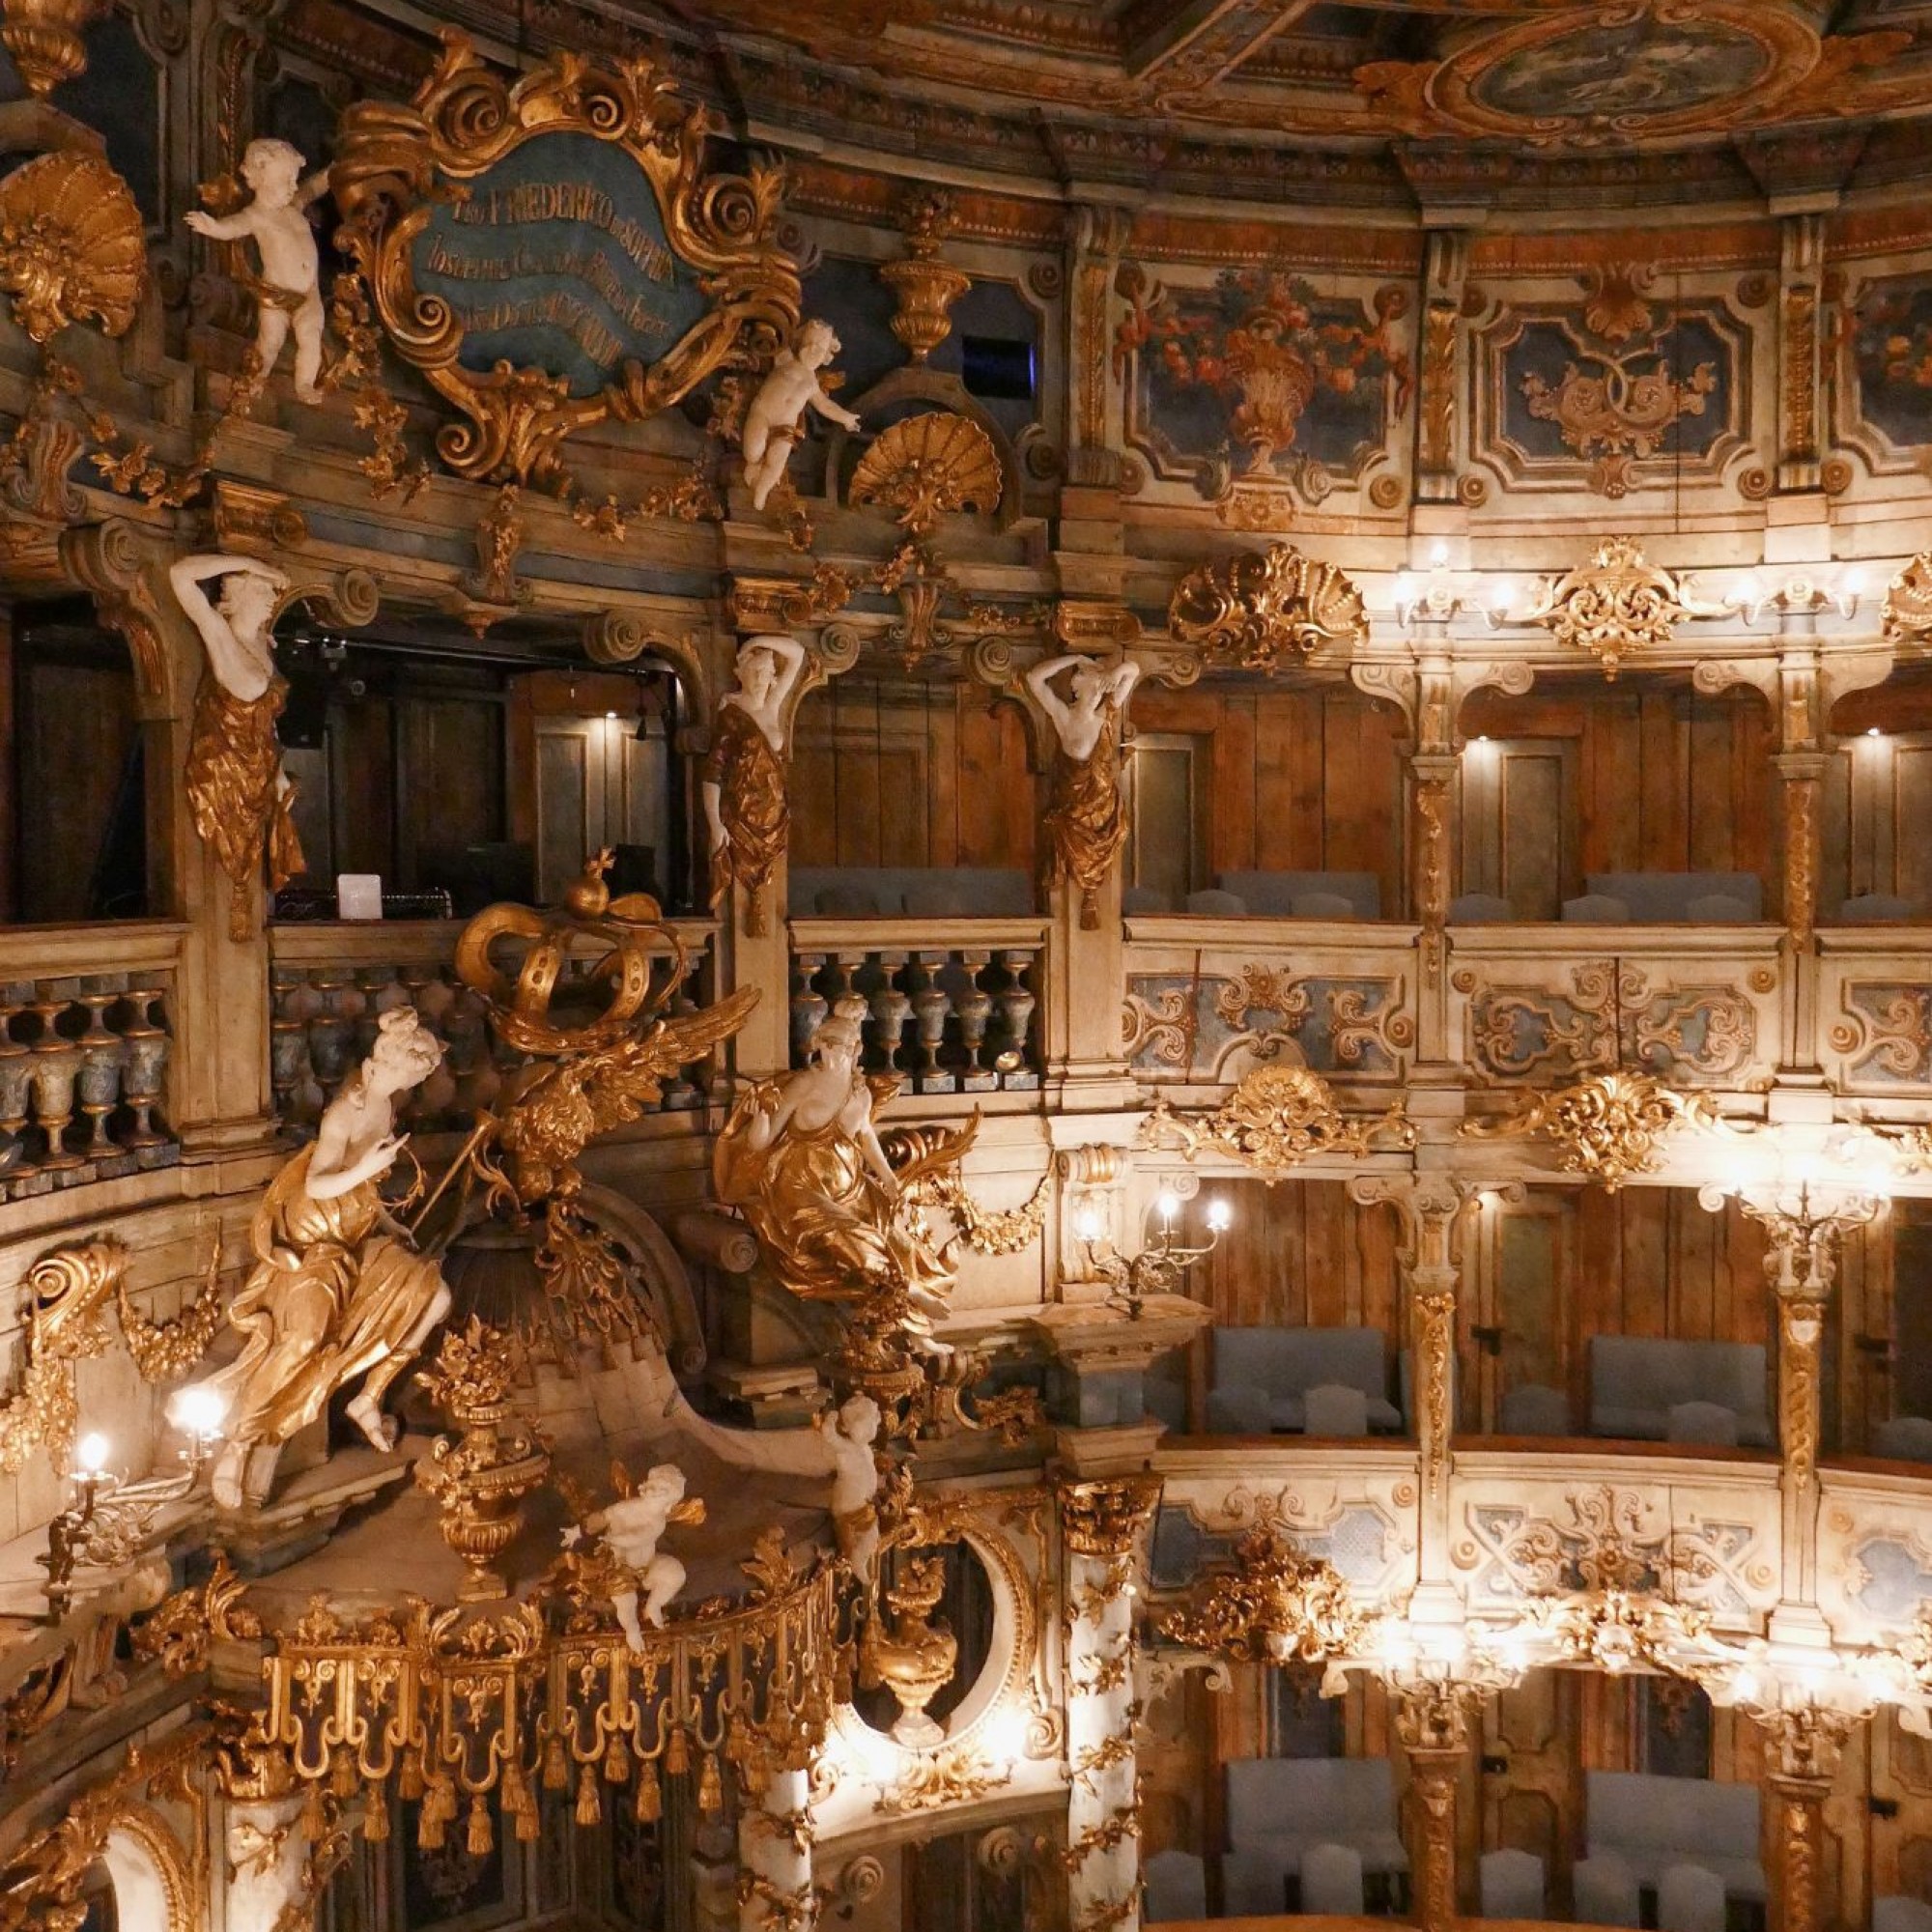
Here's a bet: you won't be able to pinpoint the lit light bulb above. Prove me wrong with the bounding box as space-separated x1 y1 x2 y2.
1429 540 1450 569
1487 580 1514 621
1392 572 1418 611
1155 1192 1179 1224
168 1385 228 1440
75 1433 109 1475
1073 1205 1104 1243
605 709 618 720
1869 725 1884 739
1206 1198 1232 1233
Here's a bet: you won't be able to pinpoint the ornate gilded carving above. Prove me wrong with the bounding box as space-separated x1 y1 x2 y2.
702 634 805 938
414 1318 553 1602
850 412 1002 535
1029 652 1139 929
331 32 800 487
1884 553 1932 645
0 0 105 96
1461 1070 1722 1190
1061 1476 1161 1558
866 1551 959 1746
0 152 145 345
0 1237 123 1474
1140 1065 1414 1182
1159 1524 1376 1664
1520 537 1721 679
880 190 972 363
131 1550 262 1677
169 554 307 942
1167 543 1369 674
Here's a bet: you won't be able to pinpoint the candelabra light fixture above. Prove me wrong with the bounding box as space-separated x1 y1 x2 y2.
1075 1190 1231 1321
1391 541 1512 632
41 1386 227 1621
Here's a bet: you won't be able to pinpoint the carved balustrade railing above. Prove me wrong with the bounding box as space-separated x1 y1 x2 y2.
789 918 1047 1094
1122 913 1417 1089
1446 925 1785 1094
270 920 724 1132
0 923 185 1197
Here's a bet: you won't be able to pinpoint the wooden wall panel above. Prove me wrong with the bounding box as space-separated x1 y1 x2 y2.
1462 684 1775 899
1194 1179 1403 1334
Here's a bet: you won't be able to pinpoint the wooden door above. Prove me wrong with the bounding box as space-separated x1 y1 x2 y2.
1871 1708 1932 1918
1458 737 1578 920
1125 732 1206 904
531 713 668 904
1894 1209 1932 1424
1479 1194 1576 1433
1479 1667 1580 1909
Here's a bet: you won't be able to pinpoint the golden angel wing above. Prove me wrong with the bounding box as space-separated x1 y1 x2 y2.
580 984 760 1138
885 1109 982 1190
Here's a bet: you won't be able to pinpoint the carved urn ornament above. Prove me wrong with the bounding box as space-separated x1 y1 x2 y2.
0 0 106 95
866 1549 959 1747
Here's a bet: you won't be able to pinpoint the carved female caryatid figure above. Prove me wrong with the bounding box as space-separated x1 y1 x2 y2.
713 997 955 1354
741 319 861 511
701 632 807 937
192 1008 453 1511
169 553 305 941
1026 652 1141 929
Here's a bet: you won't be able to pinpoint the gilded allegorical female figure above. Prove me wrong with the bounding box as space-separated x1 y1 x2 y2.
1026 652 1141 929
712 997 954 1354
192 1008 453 1511
701 632 807 937
169 553 305 941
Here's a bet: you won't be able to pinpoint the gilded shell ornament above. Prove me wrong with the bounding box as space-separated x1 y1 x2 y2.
0 152 146 344
850 410 1003 535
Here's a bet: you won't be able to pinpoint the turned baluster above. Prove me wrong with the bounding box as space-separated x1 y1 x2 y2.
73 986 126 1156
117 987 170 1149
868 952 912 1075
306 975 354 1098
790 952 830 1066
27 987 83 1171
0 996 32 1179
909 953 955 1094
269 967 311 1124
994 950 1039 1090
956 951 995 1093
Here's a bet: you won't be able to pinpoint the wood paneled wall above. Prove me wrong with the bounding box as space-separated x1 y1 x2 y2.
1192 1178 1404 1333
1459 682 1776 902
1132 685 1406 912
791 675 1036 872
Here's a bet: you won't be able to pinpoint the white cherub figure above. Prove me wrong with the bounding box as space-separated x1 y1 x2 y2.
742 319 861 511
186 137 330 403
564 1463 704 1651
820 1393 884 1586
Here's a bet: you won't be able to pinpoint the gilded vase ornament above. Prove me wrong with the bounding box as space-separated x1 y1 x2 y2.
880 191 972 363
1027 653 1140 930
714 996 972 1369
1167 543 1369 674
1520 537 1723 679
701 634 806 937
186 140 330 403
185 1009 454 1513
850 411 1002 537
169 554 306 942
0 151 145 345
744 319 862 511
330 32 800 488
865 1551 958 1747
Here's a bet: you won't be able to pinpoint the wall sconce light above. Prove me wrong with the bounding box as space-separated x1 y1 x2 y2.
1078 1193 1231 1321
1391 556 1509 633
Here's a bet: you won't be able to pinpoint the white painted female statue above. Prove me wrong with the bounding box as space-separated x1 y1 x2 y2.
186 137 329 401
701 633 807 934
169 553 306 940
193 1009 453 1511
742 320 861 510
1026 652 1141 928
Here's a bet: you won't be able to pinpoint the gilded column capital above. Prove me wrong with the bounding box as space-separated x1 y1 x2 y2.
1058 1475 1161 1558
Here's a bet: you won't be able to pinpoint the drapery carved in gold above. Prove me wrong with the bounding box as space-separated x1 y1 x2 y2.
330 32 800 487
1167 542 1368 674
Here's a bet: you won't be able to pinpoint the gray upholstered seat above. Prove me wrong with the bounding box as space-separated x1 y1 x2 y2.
1303 1382 1369 1437
1224 1759 1407 1881
789 866 1033 918
1875 1415 1932 1463
1585 1771 1764 1902
1840 894 1921 922
1876 1897 1932 1932
1291 890 1355 919
1685 893 1752 922
1588 870 1763 922
1142 1849 1207 1923
1220 1847 1290 1918
1573 1854 1641 1927
1478 1848 1546 1918
1658 1862 1726 1932
1185 888 1248 916
1210 1327 1401 1434
1666 1399 1739 1447
1449 891 1512 923
1562 892 1631 923
1205 1383 1272 1435
1589 1337 1773 1446
1122 885 1173 915
901 880 967 917
1217 869 1381 919
1298 1843 1364 1915
1499 1383 1571 1436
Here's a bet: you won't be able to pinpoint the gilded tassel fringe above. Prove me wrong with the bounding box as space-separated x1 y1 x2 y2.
543 1734 568 1791
363 1780 390 1844
466 1793 494 1858
398 1749 425 1801
605 1734 631 1784
665 1727 690 1776
575 1762 601 1827
635 1760 661 1822
697 1751 723 1816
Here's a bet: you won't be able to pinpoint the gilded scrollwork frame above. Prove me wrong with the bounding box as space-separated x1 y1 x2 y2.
330 32 801 487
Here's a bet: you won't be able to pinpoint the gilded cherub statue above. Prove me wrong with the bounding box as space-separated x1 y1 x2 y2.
1027 652 1141 929
563 1463 705 1649
185 137 329 402
169 553 306 942
701 633 806 936
742 320 861 511
188 1008 453 1512
713 997 970 1363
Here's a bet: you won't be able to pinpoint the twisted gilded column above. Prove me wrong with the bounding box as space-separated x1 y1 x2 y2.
1755 1706 1855 1932
1392 1678 1483 1932
1061 1475 1160 1932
